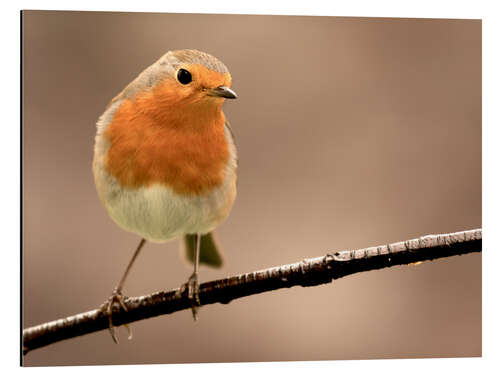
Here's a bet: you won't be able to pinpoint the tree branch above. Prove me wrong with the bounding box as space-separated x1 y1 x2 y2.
22 228 482 355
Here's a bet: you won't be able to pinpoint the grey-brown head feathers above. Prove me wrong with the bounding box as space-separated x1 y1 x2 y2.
164 49 229 74
105 49 229 110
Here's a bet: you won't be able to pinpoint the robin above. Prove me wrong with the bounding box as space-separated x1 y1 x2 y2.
92 49 238 343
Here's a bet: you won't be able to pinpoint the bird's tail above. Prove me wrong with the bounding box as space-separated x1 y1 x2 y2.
182 232 223 268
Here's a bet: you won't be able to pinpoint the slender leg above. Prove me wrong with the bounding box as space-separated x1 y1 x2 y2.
192 232 201 294
101 238 147 344
176 233 201 320
188 233 201 320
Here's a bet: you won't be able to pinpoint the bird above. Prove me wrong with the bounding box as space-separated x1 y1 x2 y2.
92 49 238 343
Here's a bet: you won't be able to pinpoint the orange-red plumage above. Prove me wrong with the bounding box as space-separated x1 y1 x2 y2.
103 65 232 195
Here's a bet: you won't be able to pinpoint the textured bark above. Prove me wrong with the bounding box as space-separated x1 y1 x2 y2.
22 228 482 355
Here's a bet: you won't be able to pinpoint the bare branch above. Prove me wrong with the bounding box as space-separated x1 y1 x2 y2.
23 228 482 355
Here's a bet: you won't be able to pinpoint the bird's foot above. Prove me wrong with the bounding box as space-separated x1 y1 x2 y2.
176 272 201 321
100 288 132 344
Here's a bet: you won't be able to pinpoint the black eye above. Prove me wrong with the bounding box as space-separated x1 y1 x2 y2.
177 69 192 84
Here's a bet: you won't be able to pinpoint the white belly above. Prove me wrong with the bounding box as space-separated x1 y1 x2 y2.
97 176 236 243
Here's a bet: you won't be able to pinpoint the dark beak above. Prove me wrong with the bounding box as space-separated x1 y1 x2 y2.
208 86 238 99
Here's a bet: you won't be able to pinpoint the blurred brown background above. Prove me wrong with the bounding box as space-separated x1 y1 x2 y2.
22 11 481 366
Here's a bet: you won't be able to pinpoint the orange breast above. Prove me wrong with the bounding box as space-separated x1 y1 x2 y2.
103 81 230 196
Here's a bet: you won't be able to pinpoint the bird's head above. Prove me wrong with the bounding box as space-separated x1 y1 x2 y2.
165 49 237 101
128 49 237 114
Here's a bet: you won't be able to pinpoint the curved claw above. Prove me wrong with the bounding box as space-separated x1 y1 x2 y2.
101 289 132 344
176 273 201 320
186 273 201 320
125 323 133 340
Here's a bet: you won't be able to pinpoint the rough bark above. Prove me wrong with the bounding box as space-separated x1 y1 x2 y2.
22 228 482 355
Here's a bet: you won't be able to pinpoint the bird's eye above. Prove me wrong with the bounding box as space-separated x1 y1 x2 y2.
177 69 192 85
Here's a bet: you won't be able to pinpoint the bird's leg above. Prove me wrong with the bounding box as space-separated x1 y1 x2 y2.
100 238 146 344
190 232 201 319
177 233 201 320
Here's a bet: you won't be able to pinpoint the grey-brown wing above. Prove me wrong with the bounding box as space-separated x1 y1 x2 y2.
224 121 238 167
